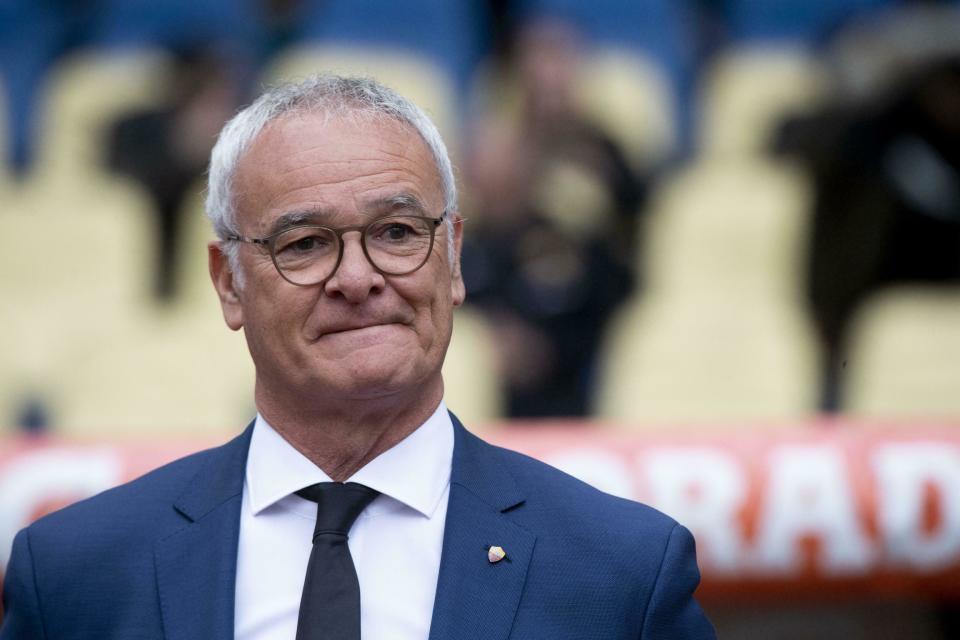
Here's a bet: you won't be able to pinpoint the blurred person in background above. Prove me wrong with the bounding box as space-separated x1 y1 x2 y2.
777 53 960 410
461 18 644 418
1 74 713 639
107 48 242 302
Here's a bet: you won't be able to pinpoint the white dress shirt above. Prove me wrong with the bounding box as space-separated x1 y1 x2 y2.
234 402 454 640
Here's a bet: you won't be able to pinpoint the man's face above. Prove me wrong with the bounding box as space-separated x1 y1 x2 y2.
210 112 465 404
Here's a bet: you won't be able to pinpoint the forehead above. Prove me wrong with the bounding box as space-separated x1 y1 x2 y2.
232 110 443 229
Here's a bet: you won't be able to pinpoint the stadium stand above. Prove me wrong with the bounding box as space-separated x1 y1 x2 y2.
50 306 255 438
0 74 7 191
297 0 485 95
173 183 223 315
697 46 828 158
29 48 172 195
596 159 819 424
0 0 74 173
88 0 262 54
723 0 895 44
0 179 155 430
515 0 696 80
441 308 504 429
844 286 960 418
515 0 697 154
574 47 676 171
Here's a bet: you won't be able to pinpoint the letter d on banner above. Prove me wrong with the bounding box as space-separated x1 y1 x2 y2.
874 442 960 571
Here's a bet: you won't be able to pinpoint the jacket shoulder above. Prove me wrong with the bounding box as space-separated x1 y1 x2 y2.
482 437 678 538
25 433 245 546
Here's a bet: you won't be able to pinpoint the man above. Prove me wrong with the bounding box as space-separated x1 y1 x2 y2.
1 75 714 639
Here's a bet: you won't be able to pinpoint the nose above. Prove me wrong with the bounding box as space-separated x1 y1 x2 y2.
323 231 386 303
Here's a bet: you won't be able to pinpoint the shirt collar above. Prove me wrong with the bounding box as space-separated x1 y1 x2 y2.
245 401 453 519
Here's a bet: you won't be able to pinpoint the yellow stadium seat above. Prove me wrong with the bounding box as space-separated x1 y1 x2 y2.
843 287 960 418
0 180 155 432
0 76 10 194
442 306 504 429
264 45 458 152
698 46 828 158
595 158 820 425
575 47 676 171
30 48 172 196
172 180 221 318
50 306 255 438
643 158 813 300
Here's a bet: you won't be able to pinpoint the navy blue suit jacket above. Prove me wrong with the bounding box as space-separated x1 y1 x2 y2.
1 416 715 639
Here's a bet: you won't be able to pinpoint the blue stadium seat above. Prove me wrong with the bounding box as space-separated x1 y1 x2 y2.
88 0 262 52
723 0 895 44
515 0 696 79
514 0 698 156
297 0 486 89
0 0 73 172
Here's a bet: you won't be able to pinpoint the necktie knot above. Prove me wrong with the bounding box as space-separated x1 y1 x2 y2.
296 482 379 540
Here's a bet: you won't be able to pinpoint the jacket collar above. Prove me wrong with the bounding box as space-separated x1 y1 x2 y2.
156 423 253 640
155 413 537 640
428 414 535 640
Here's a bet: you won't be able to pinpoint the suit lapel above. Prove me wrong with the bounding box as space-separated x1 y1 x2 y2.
155 425 253 640
428 416 536 640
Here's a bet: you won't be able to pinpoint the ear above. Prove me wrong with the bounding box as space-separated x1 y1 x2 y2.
208 242 244 330
449 213 466 307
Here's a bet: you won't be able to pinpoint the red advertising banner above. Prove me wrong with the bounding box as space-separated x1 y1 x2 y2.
1 420 959 601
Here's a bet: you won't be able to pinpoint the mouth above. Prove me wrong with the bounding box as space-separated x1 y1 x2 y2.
318 322 404 339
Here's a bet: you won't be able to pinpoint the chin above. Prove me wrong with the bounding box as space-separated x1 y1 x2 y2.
321 359 423 398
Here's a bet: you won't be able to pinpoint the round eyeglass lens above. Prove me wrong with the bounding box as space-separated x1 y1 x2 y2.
364 216 435 274
273 226 340 284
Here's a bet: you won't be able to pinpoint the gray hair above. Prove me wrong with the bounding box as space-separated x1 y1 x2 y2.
205 74 458 277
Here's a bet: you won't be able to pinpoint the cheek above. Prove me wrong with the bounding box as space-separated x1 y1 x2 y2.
243 284 317 351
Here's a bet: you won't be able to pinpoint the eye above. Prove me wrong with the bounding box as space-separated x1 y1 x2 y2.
369 217 429 243
291 236 319 251
275 228 334 256
383 222 412 241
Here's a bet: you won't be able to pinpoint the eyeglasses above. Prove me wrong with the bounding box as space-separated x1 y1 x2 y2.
226 211 447 286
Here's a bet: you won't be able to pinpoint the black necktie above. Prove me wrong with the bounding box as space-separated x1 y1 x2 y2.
295 482 380 640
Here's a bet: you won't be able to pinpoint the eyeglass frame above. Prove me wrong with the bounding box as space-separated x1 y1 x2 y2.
225 210 448 287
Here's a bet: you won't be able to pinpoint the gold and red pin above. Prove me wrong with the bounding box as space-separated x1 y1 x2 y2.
487 545 506 563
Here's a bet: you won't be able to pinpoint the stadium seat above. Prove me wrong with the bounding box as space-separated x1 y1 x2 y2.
515 0 696 80
50 306 255 438
641 159 813 299
0 179 155 432
172 180 218 317
698 46 828 158
0 0 72 173
297 0 484 90
89 0 261 53
724 0 894 44
595 159 820 425
515 0 697 152
29 48 172 196
843 287 960 418
575 48 676 171
0 74 8 190
468 44 676 174
442 307 505 429
265 45 459 151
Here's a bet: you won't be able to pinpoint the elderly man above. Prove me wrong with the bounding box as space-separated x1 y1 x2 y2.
0 75 714 639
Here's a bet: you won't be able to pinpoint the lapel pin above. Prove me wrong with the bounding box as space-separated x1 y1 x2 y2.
487 545 506 563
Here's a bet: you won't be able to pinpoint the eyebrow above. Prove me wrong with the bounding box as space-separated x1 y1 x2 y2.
266 209 331 236
265 194 430 235
371 194 429 216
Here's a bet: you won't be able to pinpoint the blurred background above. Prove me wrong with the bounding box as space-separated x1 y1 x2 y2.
1 0 959 637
